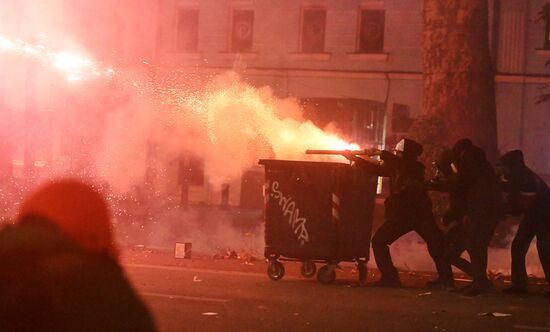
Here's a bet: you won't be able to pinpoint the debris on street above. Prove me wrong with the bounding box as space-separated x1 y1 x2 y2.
488 270 505 281
477 312 512 317
213 248 259 264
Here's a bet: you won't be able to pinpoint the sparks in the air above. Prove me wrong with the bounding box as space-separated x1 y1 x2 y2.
0 34 111 83
0 34 365 192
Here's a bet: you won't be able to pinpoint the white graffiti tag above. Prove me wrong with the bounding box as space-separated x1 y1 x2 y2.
270 181 309 246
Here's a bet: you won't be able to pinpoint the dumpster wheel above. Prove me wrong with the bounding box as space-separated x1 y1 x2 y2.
267 260 285 281
300 261 316 278
317 265 336 284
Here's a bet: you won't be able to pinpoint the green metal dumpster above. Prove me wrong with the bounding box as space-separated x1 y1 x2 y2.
259 159 378 284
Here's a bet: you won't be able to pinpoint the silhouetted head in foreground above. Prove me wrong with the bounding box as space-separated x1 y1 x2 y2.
17 178 116 257
0 179 156 332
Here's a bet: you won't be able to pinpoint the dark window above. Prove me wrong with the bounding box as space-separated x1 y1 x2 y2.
176 9 199 52
300 8 326 53
391 104 414 133
231 10 254 52
300 98 385 147
240 168 264 208
179 156 204 186
358 10 385 53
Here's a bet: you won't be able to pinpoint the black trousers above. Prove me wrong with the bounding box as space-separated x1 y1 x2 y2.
440 216 498 287
511 218 550 287
372 218 447 282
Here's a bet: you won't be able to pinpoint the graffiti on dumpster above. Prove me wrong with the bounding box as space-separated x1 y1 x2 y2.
269 181 310 246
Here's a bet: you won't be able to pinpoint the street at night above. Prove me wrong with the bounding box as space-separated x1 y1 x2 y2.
123 255 550 332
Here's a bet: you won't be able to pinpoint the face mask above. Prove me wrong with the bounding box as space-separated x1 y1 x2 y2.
497 165 511 180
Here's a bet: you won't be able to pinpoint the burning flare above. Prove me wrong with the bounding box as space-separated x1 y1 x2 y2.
0 35 113 82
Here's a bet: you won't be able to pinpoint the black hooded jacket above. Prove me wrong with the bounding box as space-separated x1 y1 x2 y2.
353 139 432 222
500 150 550 221
453 144 503 222
428 149 467 224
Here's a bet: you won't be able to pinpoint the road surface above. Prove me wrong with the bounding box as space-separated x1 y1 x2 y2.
122 257 550 332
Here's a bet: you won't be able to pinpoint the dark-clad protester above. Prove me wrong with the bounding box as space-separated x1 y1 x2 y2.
438 139 503 296
499 150 550 296
425 149 473 288
0 179 156 332
345 138 446 287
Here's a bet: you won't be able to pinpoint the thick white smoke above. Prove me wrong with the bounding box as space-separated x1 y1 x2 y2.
385 222 546 279
0 0 353 196
0 0 355 260
95 71 354 194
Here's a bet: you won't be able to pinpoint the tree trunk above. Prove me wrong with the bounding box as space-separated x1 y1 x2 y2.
423 0 498 161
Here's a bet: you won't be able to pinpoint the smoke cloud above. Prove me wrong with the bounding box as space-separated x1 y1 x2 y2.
94 71 355 194
0 0 353 195
0 0 354 261
385 224 546 279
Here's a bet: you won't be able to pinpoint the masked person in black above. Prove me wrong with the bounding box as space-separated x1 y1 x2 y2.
345 138 446 287
499 150 550 296
425 149 473 288
437 139 503 296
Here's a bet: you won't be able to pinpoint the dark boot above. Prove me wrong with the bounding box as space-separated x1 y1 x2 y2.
503 285 528 294
372 221 409 284
462 281 493 297
370 277 401 288
426 278 455 291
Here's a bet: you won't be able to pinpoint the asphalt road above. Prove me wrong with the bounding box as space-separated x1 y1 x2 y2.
124 261 550 332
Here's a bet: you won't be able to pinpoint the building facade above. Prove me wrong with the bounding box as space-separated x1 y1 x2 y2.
156 0 550 178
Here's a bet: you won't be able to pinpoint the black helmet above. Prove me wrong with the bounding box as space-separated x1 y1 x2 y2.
499 150 525 171
394 138 423 160
452 138 473 158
